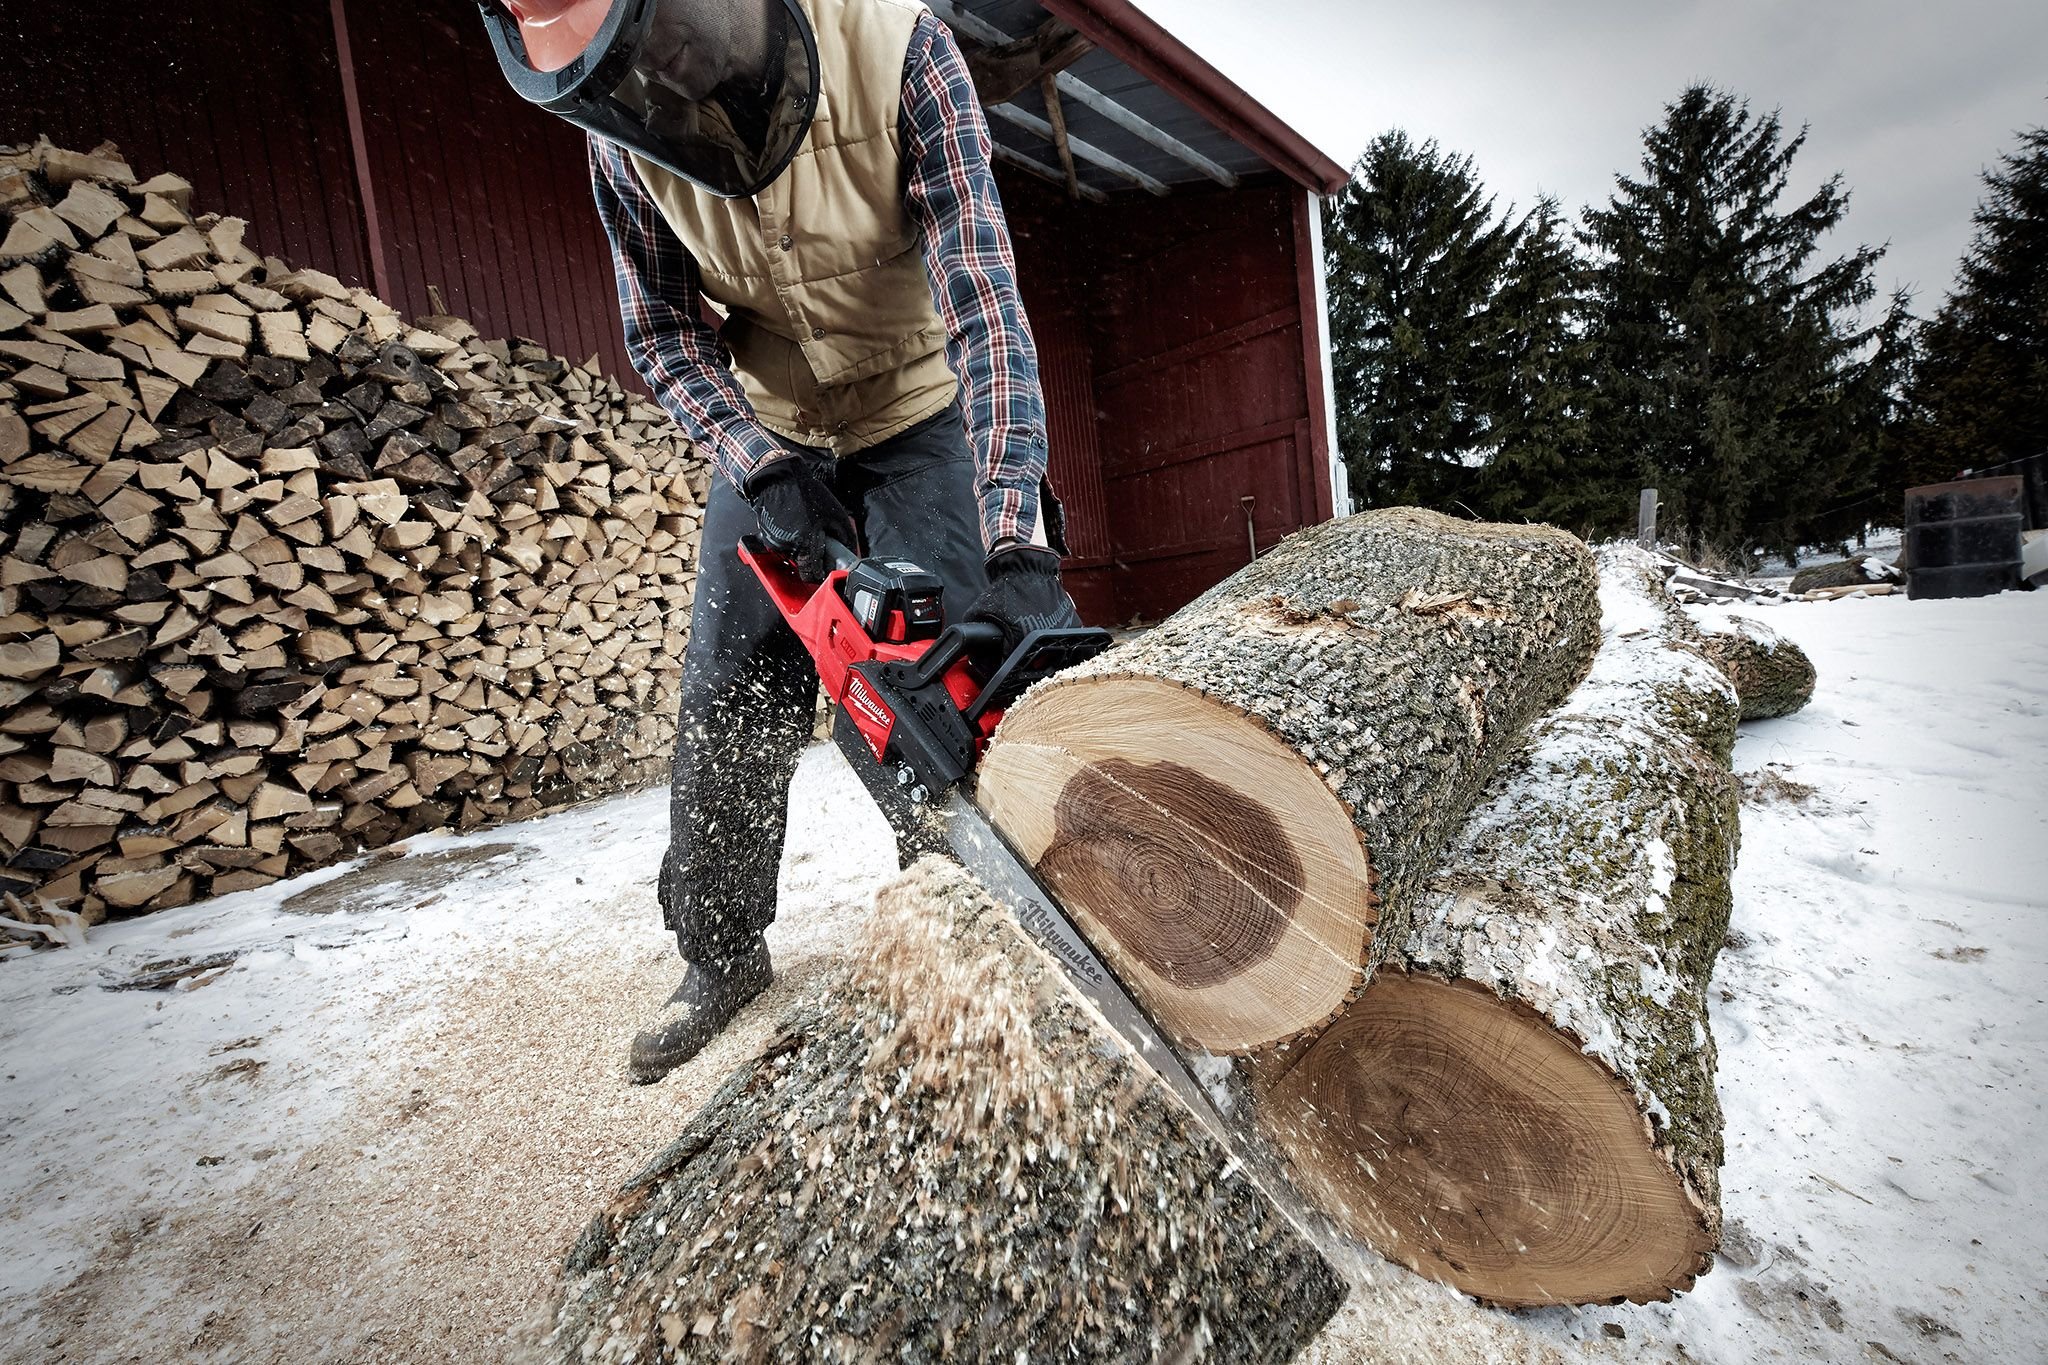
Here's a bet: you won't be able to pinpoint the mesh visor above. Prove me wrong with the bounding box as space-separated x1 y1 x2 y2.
483 0 818 199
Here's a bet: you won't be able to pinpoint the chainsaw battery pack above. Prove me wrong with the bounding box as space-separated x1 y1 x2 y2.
840 557 944 644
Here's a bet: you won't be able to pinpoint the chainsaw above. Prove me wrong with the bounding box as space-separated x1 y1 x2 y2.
739 535 1232 1131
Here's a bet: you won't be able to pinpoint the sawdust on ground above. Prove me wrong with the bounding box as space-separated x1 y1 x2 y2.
22 890 881 1364
19 917 1584 1365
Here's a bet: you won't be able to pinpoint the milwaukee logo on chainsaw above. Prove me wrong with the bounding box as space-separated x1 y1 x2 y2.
842 673 896 755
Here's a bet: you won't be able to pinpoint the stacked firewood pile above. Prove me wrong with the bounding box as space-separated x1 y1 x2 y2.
0 139 705 933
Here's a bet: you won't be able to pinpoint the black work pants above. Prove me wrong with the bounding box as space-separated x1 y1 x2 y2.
659 405 991 963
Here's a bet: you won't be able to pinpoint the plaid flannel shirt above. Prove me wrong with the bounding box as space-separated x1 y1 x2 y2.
589 11 1048 552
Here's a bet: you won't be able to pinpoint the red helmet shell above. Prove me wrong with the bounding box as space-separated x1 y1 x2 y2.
504 0 612 72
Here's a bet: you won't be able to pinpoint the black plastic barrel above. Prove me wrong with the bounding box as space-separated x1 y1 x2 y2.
1904 476 2025 600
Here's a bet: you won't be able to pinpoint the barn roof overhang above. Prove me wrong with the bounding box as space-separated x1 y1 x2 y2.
931 0 1351 202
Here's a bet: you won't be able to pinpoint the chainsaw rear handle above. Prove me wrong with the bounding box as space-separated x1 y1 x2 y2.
896 620 1004 690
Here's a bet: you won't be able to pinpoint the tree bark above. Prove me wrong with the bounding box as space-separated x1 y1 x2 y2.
1259 544 1741 1306
531 858 1346 1364
1787 553 1897 595
976 508 1601 1055
1694 613 1817 719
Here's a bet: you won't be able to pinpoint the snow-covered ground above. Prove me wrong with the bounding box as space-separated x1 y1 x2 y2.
1 587 2042 1363
1537 589 2046 1361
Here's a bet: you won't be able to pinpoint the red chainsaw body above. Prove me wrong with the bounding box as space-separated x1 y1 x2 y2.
738 540 995 767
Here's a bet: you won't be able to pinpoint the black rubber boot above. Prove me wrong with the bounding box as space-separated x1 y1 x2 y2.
626 940 774 1085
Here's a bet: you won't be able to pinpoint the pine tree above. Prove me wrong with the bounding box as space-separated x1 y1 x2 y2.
1580 85 1900 561
1896 126 2048 489
1477 199 1599 526
1323 131 1527 511
1804 289 1917 548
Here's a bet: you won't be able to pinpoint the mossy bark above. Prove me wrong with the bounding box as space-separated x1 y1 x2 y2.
532 859 1346 1364
1264 544 1741 1305
1695 614 1817 720
1788 555 1894 594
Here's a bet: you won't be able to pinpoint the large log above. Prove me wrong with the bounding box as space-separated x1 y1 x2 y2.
533 858 1347 1364
1694 613 1817 719
1260 543 1742 1306
976 508 1601 1055
1787 553 1898 595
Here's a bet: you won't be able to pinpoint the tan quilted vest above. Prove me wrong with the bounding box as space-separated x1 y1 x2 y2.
630 0 956 456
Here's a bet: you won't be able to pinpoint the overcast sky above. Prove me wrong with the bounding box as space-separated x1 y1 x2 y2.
1137 0 2048 314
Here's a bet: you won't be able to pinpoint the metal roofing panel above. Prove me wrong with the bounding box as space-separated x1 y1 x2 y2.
938 0 1279 197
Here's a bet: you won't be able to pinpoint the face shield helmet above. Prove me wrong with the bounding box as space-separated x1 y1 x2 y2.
479 0 819 199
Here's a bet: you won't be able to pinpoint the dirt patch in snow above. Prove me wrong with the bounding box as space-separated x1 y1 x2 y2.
1740 764 1820 806
278 843 536 917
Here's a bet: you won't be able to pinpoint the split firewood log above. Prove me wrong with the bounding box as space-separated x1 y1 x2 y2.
532 858 1347 1364
1259 543 1742 1306
975 508 1601 1056
1693 613 1817 719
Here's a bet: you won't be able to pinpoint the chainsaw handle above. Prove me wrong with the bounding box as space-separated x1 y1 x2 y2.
901 621 1004 691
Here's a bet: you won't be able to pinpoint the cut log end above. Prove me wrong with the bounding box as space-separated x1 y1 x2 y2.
978 509 1599 1059
978 676 1374 1054
1252 547 1738 1306
1263 972 1714 1308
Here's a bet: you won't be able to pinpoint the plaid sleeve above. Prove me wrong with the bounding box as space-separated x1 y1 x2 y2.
901 12 1049 552
587 136 788 493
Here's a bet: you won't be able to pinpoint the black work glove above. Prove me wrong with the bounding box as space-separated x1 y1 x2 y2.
965 546 1082 657
745 457 858 581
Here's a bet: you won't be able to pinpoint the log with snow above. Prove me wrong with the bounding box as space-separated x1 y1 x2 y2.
969 511 1750 1305
1259 544 1743 1306
1694 613 1817 720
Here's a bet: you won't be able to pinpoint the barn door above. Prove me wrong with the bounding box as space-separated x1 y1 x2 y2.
1087 184 1320 621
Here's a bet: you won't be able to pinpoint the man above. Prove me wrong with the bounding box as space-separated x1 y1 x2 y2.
480 0 1082 1082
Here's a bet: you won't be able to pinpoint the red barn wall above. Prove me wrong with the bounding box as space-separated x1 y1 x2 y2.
2 1 374 290
1002 174 1118 623
1001 174 1326 623
1086 182 1324 622
336 1 636 384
